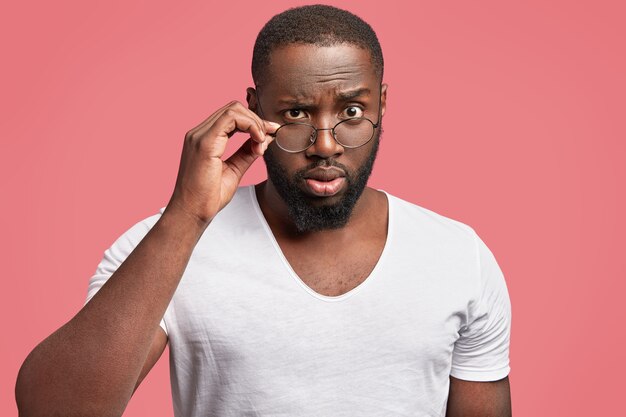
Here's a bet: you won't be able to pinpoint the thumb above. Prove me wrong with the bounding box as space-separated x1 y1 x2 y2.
263 120 281 135
223 138 266 182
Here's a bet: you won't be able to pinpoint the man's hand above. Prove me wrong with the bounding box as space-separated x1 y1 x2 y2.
166 101 278 225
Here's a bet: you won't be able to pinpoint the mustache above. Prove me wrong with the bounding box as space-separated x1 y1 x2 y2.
295 158 350 178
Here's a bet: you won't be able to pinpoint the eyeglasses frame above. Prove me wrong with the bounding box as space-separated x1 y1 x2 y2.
254 84 383 153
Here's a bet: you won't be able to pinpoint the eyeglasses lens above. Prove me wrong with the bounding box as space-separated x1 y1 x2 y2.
275 119 375 152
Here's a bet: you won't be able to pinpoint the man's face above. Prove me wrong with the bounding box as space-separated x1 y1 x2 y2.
249 43 387 232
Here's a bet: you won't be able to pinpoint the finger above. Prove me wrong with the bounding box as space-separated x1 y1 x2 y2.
231 101 266 138
186 101 237 138
209 109 267 143
262 119 281 135
192 105 268 148
251 133 274 156
194 110 267 159
223 138 263 183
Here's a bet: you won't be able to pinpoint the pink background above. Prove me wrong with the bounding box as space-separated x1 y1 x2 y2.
1 0 624 415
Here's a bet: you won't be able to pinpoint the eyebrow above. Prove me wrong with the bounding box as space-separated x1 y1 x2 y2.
276 87 372 106
336 87 371 101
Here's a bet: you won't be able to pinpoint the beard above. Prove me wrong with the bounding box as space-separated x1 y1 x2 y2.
263 126 382 233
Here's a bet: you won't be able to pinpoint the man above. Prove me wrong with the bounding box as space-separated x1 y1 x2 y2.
16 5 511 417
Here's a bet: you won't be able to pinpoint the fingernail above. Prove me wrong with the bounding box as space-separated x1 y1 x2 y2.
269 122 281 128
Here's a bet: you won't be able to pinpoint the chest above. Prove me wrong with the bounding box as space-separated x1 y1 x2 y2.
167 251 469 416
168 281 460 415
279 237 386 297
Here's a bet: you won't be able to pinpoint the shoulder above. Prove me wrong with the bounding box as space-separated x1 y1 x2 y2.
104 209 164 254
384 191 479 248
122 186 255 242
207 185 259 229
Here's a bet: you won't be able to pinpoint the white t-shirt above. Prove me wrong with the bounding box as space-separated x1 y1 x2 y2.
86 185 511 417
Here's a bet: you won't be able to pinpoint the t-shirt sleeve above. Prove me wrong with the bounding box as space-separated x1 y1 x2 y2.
85 211 168 335
450 231 512 381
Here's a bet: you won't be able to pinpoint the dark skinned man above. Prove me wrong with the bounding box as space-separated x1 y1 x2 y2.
16 5 512 416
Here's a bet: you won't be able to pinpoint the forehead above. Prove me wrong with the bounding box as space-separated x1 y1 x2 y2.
260 43 378 99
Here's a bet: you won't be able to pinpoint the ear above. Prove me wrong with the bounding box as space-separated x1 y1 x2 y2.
246 87 258 113
380 83 388 118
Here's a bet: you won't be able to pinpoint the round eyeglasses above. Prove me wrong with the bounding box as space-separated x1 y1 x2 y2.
255 86 382 153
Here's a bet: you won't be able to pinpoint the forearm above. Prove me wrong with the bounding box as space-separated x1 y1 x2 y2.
16 207 207 417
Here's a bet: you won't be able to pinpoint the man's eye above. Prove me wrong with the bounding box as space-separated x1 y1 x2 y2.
284 109 307 119
343 106 364 118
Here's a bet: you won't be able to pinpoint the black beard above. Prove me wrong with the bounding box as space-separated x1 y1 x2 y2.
263 127 381 233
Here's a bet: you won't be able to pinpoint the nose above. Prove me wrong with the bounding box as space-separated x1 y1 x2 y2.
305 126 344 159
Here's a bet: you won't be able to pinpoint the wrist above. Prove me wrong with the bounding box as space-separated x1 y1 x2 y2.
160 202 211 240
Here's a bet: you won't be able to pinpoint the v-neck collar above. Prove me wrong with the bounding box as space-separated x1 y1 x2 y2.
248 185 393 302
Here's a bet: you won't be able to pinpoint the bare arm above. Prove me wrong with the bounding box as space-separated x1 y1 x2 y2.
446 376 512 417
133 328 168 393
15 208 207 417
15 102 277 417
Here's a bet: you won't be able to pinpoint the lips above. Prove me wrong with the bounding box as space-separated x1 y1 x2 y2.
303 167 346 197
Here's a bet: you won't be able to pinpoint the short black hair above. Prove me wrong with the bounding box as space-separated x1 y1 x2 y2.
252 5 384 86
